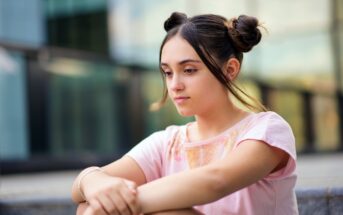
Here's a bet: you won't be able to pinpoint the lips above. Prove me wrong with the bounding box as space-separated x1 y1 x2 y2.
173 96 190 104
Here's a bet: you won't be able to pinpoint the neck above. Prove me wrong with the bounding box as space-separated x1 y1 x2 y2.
190 100 248 141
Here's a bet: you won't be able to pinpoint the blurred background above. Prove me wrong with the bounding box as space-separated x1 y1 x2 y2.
0 0 342 174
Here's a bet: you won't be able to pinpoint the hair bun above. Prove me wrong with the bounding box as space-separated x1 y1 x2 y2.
164 12 188 32
228 15 262 52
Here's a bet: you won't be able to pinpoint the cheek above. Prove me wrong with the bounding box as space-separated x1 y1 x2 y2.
165 79 173 91
194 79 227 103
166 85 173 97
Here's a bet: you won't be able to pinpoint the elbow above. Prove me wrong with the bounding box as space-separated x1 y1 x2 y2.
204 165 232 199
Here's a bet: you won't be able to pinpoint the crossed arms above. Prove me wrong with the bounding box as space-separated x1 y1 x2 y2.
71 139 289 215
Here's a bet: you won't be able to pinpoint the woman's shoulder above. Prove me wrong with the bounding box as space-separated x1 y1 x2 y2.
253 110 285 119
236 111 295 146
239 111 296 157
244 111 294 138
251 111 292 128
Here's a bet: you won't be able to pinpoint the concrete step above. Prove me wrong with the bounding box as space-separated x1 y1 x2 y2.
1 153 343 214
0 197 76 215
297 187 343 215
1 188 343 215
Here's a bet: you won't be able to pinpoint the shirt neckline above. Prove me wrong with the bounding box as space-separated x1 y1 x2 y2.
182 112 256 146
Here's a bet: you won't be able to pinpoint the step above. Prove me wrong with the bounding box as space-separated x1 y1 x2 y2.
297 187 343 215
1 188 343 215
0 197 76 215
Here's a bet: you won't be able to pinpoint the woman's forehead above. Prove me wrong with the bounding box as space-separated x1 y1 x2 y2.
161 36 201 64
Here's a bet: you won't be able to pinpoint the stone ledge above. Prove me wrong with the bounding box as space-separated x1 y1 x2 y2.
296 187 343 215
0 197 76 215
0 188 342 215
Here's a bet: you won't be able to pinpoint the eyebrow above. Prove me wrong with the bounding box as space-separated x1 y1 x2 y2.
160 59 202 67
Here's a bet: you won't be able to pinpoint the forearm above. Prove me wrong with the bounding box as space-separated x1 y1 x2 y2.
138 165 227 214
137 141 286 213
71 156 146 203
71 166 104 203
77 202 202 215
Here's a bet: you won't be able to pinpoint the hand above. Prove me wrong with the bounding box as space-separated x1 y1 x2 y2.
81 171 141 215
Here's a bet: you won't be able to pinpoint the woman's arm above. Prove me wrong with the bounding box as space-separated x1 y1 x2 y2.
71 156 146 214
71 156 146 203
77 202 203 215
138 140 289 213
102 155 147 185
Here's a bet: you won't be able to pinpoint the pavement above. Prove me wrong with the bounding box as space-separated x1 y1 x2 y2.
0 153 343 201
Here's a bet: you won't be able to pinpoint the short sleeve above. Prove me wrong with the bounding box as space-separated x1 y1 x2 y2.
126 126 179 182
235 112 297 180
126 131 165 182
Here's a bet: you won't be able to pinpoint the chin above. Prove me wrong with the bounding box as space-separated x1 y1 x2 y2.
177 109 194 117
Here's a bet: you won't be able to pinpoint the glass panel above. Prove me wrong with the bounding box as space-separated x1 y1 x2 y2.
45 58 123 156
0 0 45 47
47 11 108 53
45 0 107 18
256 0 330 35
108 0 188 65
339 24 343 92
231 80 264 112
0 49 29 160
268 90 305 151
243 0 334 91
197 0 249 16
337 0 343 21
313 95 339 151
252 31 334 88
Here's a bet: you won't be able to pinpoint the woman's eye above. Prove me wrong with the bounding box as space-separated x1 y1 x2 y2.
184 68 197 74
163 71 172 77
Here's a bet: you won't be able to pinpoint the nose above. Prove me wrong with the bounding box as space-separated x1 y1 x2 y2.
169 74 184 92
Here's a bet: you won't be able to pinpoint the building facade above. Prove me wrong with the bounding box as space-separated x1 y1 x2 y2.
0 0 342 173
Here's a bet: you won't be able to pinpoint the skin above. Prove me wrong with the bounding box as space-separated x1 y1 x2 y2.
71 35 289 215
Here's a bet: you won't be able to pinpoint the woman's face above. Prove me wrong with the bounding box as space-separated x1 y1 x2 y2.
160 35 229 116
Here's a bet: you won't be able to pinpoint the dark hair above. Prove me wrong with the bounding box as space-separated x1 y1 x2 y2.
151 12 266 112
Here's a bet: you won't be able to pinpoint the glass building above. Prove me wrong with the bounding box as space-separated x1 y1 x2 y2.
0 0 342 173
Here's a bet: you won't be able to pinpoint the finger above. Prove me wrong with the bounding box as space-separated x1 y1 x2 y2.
88 198 108 215
96 194 117 214
108 192 131 215
120 188 141 215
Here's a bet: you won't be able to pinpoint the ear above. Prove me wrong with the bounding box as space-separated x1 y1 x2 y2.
223 58 241 81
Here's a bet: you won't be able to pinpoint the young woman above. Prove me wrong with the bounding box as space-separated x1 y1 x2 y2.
71 12 298 215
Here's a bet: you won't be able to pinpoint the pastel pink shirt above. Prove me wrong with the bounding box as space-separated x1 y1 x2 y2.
127 111 298 215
